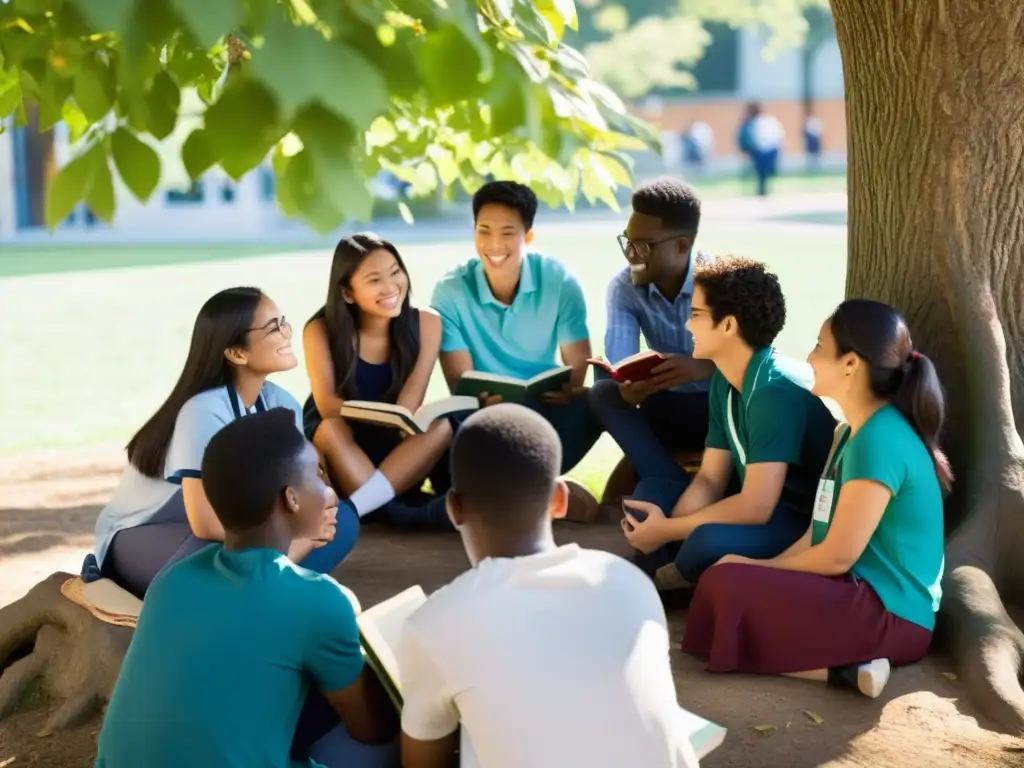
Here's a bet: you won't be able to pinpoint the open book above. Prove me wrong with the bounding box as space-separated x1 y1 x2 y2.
455 366 572 403
341 396 479 437
587 350 667 383
355 584 727 763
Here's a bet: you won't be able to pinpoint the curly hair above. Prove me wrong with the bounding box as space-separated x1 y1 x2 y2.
694 256 786 349
631 177 701 232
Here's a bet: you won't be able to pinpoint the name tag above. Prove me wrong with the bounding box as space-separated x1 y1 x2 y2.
813 478 835 524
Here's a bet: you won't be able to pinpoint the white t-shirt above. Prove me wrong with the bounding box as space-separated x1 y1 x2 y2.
92 382 303 566
397 544 698 768
749 114 784 152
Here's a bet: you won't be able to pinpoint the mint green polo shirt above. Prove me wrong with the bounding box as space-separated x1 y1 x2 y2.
705 346 836 521
813 405 945 630
430 252 590 380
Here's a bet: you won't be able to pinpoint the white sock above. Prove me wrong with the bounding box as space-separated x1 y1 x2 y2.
349 471 396 518
856 658 891 698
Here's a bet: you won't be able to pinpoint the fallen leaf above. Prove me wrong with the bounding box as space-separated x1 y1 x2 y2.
940 672 957 680
751 724 777 737
0 758 15 767
803 709 825 725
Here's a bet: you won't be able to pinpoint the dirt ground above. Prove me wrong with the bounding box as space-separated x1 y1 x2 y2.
1 447 1023 768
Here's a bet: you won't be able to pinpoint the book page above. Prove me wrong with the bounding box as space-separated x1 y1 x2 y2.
356 586 427 694
414 396 479 431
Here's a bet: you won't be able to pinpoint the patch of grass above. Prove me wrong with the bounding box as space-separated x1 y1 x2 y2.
0 214 847 495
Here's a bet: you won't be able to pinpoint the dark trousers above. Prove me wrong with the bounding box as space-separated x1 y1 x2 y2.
102 491 361 598
524 395 604 474
587 378 709 483
629 476 808 583
752 148 779 196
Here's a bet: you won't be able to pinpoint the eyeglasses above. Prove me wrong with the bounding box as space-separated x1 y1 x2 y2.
617 233 689 259
248 316 291 336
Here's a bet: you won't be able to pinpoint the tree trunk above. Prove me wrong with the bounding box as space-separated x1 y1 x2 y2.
0 573 133 735
830 0 1024 735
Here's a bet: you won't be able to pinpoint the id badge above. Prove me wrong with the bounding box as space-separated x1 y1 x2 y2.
813 478 835 524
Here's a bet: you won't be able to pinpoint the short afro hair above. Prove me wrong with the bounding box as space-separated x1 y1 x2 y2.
694 257 786 349
631 177 701 233
472 180 538 231
450 404 561 526
202 407 309 533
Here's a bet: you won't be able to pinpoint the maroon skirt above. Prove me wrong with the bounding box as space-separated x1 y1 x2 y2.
681 563 933 674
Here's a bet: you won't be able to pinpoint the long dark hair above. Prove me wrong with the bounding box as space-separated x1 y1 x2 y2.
312 232 418 402
829 299 953 493
127 287 265 478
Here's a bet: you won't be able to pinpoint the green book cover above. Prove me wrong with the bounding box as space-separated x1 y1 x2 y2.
455 366 572 403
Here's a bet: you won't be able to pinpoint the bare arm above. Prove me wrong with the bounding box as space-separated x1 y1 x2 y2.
761 480 890 576
322 666 401 744
664 461 789 539
401 732 460 768
439 349 474 394
397 309 442 412
304 319 345 420
672 448 733 517
558 338 593 388
181 478 225 541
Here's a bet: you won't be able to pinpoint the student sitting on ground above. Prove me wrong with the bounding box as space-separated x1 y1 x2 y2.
86 287 358 598
95 408 399 767
622 258 836 590
303 233 459 530
430 180 604 521
589 177 716 483
683 300 947 698
396 404 698 768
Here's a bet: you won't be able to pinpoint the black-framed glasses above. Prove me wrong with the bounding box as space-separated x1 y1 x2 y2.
248 316 291 335
617 233 689 259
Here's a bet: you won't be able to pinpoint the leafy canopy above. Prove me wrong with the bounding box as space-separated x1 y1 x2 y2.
0 0 659 231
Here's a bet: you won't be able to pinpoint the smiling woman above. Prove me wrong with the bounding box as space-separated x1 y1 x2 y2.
84 287 360 598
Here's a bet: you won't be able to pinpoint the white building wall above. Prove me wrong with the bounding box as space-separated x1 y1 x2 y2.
738 27 844 101
0 124 14 238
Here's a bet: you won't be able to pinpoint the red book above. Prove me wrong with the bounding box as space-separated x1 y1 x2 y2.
587 350 667 383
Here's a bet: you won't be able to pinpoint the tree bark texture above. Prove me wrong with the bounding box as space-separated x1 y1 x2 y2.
0 573 133 735
830 0 1024 735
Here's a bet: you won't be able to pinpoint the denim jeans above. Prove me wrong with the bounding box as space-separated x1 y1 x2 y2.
588 378 710 482
630 476 808 583
524 395 604 474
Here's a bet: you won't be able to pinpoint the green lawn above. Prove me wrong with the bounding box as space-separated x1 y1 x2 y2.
0 212 847 494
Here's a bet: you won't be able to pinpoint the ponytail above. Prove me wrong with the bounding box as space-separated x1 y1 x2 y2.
892 351 953 493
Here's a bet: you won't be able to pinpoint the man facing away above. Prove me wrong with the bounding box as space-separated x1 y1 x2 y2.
430 180 604 521
621 258 836 592
589 177 716 484
95 408 398 768
396 404 698 768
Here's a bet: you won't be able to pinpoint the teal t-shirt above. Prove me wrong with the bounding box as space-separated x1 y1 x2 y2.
705 346 836 522
812 405 945 631
95 546 364 768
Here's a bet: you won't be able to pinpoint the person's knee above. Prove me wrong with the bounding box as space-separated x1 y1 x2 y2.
675 524 731 581
587 378 622 414
633 476 687 513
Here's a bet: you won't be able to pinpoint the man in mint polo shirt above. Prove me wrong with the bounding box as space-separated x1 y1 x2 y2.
430 180 603 521
620 257 836 588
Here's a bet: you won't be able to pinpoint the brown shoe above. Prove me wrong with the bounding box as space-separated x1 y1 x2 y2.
563 478 600 523
654 563 694 592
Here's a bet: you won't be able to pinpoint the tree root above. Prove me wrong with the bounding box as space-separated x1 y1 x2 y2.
940 564 1024 735
0 572 133 736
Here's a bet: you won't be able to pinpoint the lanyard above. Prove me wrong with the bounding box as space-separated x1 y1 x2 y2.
725 356 766 467
226 384 267 420
821 425 851 480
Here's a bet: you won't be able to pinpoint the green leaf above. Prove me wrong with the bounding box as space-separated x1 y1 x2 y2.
45 145 98 229
0 69 22 117
61 100 90 143
486 55 527 137
171 0 243 50
168 38 218 84
203 77 283 180
111 127 161 202
416 23 484 105
70 0 135 37
535 0 577 38
279 148 346 233
37 67 74 132
73 53 115 122
181 128 217 179
294 105 373 223
13 0 57 16
144 70 181 140
249 12 388 127
397 201 414 225
85 154 116 222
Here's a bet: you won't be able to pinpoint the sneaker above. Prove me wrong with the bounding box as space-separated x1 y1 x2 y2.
654 563 693 592
563 479 600 523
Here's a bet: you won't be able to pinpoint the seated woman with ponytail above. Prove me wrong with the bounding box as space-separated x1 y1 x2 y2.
682 299 949 699
303 233 460 530
87 287 359 598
